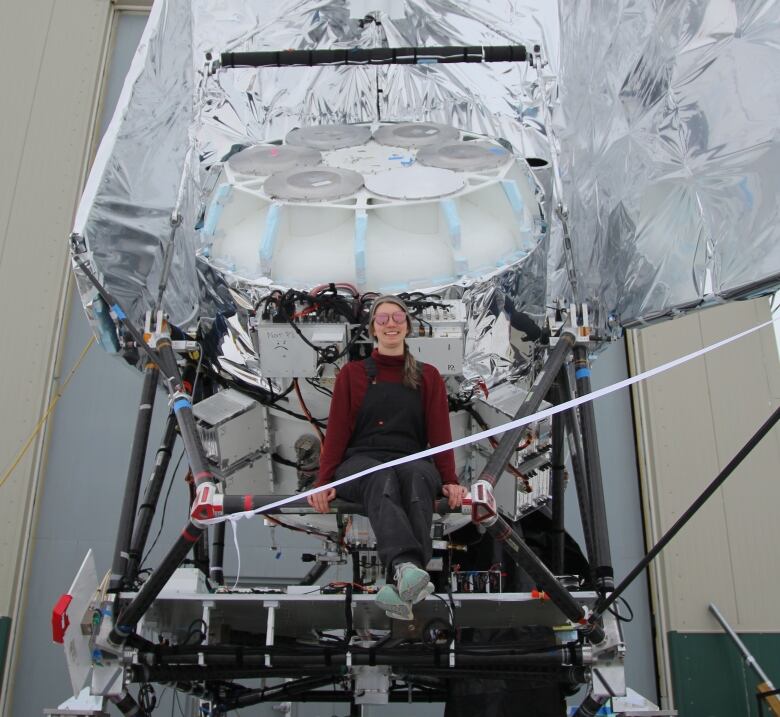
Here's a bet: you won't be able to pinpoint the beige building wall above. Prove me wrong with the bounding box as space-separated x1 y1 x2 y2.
629 298 780 704
0 0 115 705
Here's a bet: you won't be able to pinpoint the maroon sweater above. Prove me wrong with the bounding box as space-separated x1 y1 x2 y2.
315 349 457 487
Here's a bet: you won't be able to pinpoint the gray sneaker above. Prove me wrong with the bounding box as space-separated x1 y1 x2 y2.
394 562 431 603
376 584 413 620
414 581 435 604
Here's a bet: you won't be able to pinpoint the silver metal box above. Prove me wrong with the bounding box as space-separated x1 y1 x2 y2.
256 323 348 377
192 388 266 475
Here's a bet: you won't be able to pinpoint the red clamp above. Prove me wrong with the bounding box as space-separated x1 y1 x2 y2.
191 483 223 522
52 593 73 644
469 480 497 526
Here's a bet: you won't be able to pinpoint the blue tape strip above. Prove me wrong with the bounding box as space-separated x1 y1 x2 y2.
111 304 126 320
173 398 192 413
202 183 231 237
93 298 119 353
259 203 281 266
441 199 468 276
576 368 591 379
441 199 461 250
354 211 367 286
501 179 525 222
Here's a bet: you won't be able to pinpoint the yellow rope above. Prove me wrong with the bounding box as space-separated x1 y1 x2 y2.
0 336 96 489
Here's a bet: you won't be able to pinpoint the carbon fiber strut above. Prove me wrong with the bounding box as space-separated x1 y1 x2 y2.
572 346 614 591
486 514 584 623
476 331 576 489
221 495 460 516
110 522 204 647
220 45 528 68
210 521 226 586
109 363 159 592
125 411 178 585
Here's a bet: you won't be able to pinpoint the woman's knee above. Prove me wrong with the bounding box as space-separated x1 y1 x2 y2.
397 461 441 500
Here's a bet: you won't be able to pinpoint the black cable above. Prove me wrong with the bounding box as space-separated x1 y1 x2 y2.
305 377 333 398
606 595 634 623
138 683 157 713
140 448 185 571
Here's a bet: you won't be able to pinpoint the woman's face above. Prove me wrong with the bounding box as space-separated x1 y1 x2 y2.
372 302 408 354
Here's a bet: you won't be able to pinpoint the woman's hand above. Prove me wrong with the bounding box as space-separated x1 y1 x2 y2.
307 487 336 514
442 484 468 509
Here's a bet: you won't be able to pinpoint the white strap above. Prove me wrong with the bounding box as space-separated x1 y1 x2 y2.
203 316 778 526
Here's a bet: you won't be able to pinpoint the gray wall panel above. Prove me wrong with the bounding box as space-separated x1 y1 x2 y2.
0 0 112 710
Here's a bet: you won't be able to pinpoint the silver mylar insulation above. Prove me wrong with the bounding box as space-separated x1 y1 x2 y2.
72 0 780 359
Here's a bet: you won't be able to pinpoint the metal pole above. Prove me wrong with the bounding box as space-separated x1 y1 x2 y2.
560 361 597 573
477 332 575 489
126 412 178 584
109 364 159 592
710 603 780 716
709 604 774 685
572 345 614 592
549 379 566 575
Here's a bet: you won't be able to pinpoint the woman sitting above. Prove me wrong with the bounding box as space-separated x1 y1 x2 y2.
308 295 467 619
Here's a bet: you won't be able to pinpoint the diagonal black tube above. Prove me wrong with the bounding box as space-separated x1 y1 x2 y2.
592 404 780 622
487 514 584 623
110 522 204 647
477 332 575 489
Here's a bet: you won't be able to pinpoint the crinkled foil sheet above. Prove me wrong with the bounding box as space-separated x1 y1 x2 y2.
73 0 780 371
73 0 559 391
557 1 780 327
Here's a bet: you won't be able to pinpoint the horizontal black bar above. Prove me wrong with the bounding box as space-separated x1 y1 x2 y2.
222 494 460 516
220 45 527 69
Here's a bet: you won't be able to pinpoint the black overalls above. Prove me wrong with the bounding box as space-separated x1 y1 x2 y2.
334 357 442 575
